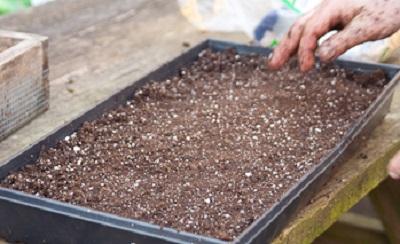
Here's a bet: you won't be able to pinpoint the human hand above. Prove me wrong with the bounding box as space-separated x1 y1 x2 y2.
268 0 400 72
388 151 400 180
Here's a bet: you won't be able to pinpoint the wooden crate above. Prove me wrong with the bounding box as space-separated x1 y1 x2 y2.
0 30 48 141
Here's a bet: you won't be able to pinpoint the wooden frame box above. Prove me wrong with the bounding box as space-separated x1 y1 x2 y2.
0 30 49 141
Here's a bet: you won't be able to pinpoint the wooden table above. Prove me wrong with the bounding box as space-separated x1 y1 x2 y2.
0 1 399 243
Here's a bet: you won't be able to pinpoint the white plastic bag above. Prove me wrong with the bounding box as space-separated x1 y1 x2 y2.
178 0 317 46
31 0 54 6
178 0 399 62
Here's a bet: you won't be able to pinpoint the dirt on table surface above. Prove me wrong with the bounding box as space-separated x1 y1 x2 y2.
0 49 387 240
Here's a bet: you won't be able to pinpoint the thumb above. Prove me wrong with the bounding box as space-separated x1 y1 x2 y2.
318 19 378 62
388 151 400 180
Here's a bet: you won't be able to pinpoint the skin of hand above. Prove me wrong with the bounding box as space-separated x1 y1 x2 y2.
268 0 400 180
268 0 400 72
388 151 400 180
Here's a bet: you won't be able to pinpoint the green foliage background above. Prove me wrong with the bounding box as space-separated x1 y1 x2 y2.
0 0 31 15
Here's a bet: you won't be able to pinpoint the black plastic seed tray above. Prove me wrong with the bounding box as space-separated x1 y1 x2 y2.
0 40 399 244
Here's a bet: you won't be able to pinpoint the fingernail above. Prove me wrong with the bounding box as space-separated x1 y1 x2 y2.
300 66 311 73
267 52 273 61
299 59 309 72
267 52 277 69
315 47 321 56
389 171 400 180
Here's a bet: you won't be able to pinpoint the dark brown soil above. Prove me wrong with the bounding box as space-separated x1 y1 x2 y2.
1 49 387 240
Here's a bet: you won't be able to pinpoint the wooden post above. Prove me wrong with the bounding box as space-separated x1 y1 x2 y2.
314 220 388 244
370 178 400 244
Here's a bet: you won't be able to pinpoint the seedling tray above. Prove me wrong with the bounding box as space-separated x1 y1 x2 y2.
0 40 399 244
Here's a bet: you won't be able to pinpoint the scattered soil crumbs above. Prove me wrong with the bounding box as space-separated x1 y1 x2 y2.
1 49 387 240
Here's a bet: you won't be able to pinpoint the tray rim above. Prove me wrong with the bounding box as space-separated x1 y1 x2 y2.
0 39 399 244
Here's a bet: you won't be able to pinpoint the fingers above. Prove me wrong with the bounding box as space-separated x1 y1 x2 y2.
318 16 378 63
268 5 339 72
268 0 400 71
267 15 309 70
297 13 335 71
297 30 319 72
388 151 400 180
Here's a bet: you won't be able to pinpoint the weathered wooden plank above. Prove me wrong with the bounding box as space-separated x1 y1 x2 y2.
370 178 400 244
0 0 148 39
